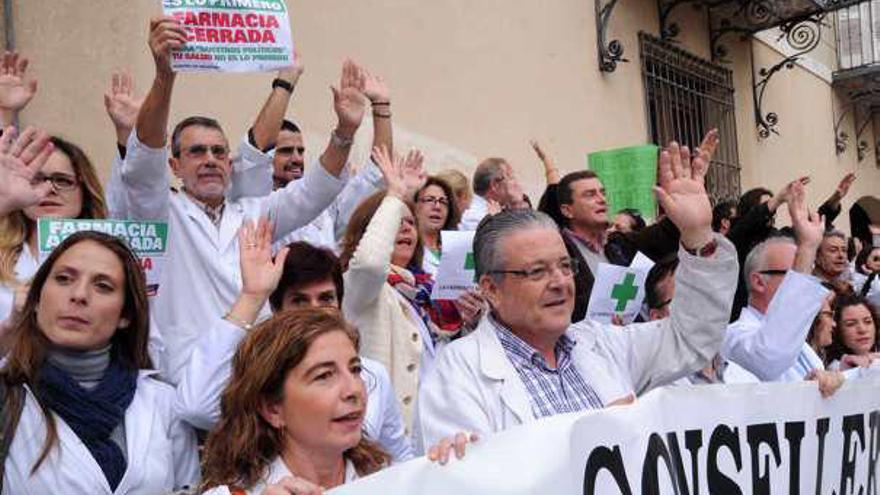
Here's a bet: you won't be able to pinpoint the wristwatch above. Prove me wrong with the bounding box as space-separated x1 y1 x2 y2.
330 129 354 149
272 78 294 93
683 238 718 258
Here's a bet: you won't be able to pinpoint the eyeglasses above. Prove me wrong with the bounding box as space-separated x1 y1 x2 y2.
31 172 79 192
758 269 788 277
418 196 449 207
489 257 580 282
184 144 229 160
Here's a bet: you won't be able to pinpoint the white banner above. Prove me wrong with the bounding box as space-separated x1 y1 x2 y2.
162 0 294 73
331 378 880 494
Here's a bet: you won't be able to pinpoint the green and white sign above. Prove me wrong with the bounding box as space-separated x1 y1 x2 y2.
586 252 654 324
588 144 658 220
163 0 294 73
38 218 169 296
431 230 476 300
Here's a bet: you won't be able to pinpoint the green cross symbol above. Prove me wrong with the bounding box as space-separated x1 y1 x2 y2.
611 272 639 312
465 252 477 282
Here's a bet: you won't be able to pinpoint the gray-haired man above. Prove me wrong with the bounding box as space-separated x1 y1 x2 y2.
418 140 739 446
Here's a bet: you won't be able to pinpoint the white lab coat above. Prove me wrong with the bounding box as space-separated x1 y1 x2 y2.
417 235 739 447
202 457 359 495
228 147 385 253
721 271 828 382
3 371 200 494
176 318 413 462
120 132 347 384
0 246 38 323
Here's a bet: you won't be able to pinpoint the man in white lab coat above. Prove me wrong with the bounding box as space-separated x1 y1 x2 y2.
457 157 524 231
418 137 739 446
721 181 832 383
120 17 367 383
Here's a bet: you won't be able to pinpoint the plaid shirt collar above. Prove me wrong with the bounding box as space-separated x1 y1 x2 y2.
184 191 226 228
563 228 606 255
488 313 576 372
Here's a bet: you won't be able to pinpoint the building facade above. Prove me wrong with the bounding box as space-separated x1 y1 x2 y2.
4 0 878 230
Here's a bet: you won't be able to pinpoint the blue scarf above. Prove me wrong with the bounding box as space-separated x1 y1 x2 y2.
36 355 137 490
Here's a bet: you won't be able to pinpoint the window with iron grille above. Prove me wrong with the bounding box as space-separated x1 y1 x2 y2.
639 32 741 203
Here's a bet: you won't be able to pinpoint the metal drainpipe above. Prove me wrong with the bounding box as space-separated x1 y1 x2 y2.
3 0 15 127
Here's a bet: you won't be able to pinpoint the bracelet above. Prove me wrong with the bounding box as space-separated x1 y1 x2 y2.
272 78 295 93
371 100 391 106
372 112 392 119
683 238 718 258
223 313 255 331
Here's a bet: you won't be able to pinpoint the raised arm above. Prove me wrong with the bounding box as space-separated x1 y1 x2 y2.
818 172 855 229
362 64 393 157
0 51 37 127
103 70 143 219
122 16 186 221
721 181 828 381
594 132 739 391
342 146 410 317
177 218 289 429
319 59 367 178
249 54 304 151
530 140 560 185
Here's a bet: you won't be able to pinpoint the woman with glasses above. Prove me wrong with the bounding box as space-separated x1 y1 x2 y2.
0 230 199 493
0 132 107 333
413 177 458 277
339 147 466 432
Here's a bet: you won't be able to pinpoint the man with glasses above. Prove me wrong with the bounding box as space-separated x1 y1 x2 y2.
419 141 739 445
458 157 524 230
721 182 830 382
119 17 366 383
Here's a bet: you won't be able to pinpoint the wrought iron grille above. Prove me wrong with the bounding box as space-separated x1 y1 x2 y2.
639 33 741 203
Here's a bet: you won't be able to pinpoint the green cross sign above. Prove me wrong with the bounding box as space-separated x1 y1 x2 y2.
611 272 639 311
464 252 475 270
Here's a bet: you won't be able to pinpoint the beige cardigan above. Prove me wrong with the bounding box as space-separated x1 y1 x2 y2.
343 195 424 429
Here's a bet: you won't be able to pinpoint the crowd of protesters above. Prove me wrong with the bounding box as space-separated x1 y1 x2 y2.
0 14 877 495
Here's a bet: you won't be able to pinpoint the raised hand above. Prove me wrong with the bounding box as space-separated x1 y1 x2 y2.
331 59 367 135
0 51 37 112
788 180 823 250
654 129 718 249
103 70 143 142
238 217 290 299
148 16 187 74
372 145 407 200
836 172 856 199
401 149 427 196
362 66 390 104
0 126 55 216
530 140 559 184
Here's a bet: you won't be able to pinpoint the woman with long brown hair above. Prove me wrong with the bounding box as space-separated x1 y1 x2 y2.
0 230 199 493
200 308 475 494
0 130 108 328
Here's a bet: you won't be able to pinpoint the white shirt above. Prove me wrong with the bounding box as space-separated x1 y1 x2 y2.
4 372 200 495
120 132 347 384
202 457 359 495
176 318 414 462
457 195 488 231
418 236 739 447
721 271 828 382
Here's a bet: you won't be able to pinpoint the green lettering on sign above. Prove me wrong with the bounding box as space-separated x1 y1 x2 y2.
611 272 638 312
465 252 477 282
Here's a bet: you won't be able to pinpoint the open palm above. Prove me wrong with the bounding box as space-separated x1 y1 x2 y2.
0 52 36 111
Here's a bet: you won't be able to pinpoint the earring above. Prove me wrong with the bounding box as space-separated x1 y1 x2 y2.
118 318 130 329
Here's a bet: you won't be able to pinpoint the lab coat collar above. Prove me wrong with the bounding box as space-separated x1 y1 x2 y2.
177 193 243 253
474 317 534 425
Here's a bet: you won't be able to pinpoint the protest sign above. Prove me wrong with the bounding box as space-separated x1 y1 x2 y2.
588 144 658 220
430 230 476 300
586 252 654 324
162 0 294 73
331 377 880 494
38 218 169 296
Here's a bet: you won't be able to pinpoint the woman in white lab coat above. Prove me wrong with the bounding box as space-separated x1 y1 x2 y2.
0 230 199 494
